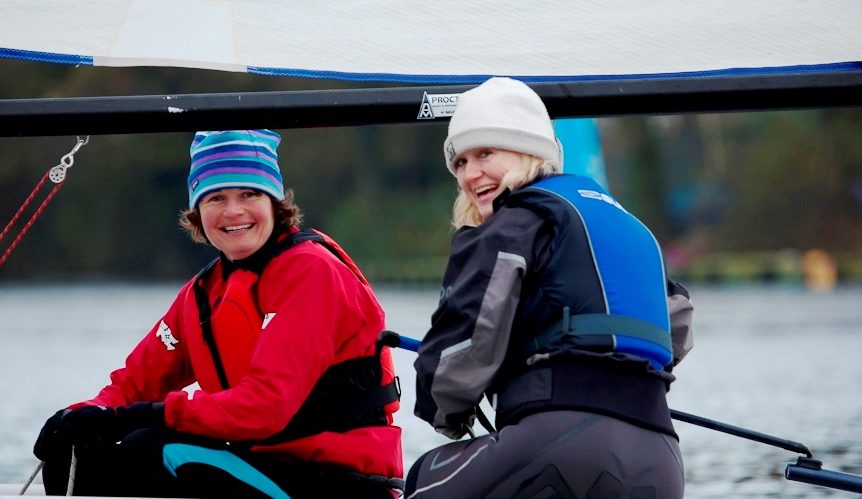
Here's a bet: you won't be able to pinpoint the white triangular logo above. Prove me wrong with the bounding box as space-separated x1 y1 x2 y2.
417 92 434 119
262 313 276 329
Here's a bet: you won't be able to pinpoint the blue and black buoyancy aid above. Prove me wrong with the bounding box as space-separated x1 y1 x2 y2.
521 174 673 371
493 174 677 436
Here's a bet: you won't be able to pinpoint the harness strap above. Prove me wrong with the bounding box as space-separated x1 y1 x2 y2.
527 312 672 362
262 344 401 443
192 259 230 390
494 356 676 437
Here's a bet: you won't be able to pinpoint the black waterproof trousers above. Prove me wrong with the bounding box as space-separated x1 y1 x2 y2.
42 427 397 498
405 410 684 499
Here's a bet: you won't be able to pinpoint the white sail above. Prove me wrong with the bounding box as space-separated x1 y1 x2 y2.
1 0 860 82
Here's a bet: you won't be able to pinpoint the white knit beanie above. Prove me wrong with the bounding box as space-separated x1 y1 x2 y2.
443 77 563 175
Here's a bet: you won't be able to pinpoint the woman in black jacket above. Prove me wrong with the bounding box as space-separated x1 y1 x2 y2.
407 77 694 499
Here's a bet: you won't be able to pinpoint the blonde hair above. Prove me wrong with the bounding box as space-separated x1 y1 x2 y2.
179 189 303 245
452 153 558 228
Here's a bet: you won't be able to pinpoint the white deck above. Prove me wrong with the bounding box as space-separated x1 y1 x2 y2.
0 482 43 496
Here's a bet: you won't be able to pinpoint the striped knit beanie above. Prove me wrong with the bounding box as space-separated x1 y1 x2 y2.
187 129 285 209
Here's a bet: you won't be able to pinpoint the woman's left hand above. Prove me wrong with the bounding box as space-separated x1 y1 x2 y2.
60 402 165 451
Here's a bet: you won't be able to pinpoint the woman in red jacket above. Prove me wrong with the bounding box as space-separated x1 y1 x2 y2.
33 129 403 498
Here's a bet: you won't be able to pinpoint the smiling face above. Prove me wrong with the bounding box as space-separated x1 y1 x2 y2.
454 147 523 220
198 188 275 261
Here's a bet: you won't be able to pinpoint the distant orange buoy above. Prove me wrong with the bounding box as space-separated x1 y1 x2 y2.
802 249 837 292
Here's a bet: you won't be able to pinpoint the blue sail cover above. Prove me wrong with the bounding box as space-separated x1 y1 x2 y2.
555 119 609 190
0 0 860 84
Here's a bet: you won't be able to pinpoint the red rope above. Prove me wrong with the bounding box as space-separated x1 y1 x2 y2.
0 171 64 268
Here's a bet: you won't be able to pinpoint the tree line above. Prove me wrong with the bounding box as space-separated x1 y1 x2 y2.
1 60 860 283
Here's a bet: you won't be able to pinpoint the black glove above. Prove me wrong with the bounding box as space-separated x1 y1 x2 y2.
61 402 166 451
33 409 71 461
115 401 166 435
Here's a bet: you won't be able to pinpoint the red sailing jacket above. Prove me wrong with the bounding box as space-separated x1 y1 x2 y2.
78 227 403 478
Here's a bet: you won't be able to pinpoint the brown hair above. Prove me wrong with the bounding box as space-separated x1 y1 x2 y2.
179 189 303 244
451 153 557 228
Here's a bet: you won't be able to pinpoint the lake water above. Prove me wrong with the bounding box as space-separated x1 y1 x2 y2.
1 283 860 497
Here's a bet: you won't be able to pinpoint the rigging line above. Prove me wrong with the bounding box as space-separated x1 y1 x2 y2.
0 136 88 268
0 169 54 242
66 447 77 496
0 173 63 268
18 460 43 495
